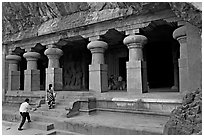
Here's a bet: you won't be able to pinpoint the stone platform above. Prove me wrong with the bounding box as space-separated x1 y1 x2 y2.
2 90 183 135
2 106 168 135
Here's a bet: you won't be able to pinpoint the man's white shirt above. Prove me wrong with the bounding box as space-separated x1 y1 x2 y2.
19 102 31 112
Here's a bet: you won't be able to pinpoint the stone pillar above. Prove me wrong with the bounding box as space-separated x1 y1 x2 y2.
44 45 63 91
171 60 179 90
2 45 7 102
173 26 189 93
6 54 21 91
23 51 40 91
123 35 148 94
87 40 108 93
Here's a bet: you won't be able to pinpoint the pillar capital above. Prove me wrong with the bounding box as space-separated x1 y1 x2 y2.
23 51 41 61
173 26 186 40
87 40 108 65
87 41 108 51
23 51 40 70
6 54 21 63
44 47 63 68
44 47 63 58
123 35 147 61
123 35 148 48
6 54 21 71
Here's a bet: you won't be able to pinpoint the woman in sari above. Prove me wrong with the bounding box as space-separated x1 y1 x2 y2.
47 84 55 109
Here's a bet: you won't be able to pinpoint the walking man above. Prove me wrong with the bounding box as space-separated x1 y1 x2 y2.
18 98 32 131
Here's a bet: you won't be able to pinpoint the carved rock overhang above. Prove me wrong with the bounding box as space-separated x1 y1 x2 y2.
2 2 201 46
140 19 178 43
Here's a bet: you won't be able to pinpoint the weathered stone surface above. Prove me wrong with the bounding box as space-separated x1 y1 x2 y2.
2 2 201 45
169 2 202 30
163 89 202 135
1 3 167 42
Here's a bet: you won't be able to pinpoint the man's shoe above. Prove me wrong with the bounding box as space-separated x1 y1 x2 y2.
18 128 23 131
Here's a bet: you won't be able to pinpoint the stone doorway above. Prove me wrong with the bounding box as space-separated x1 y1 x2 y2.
145 41 174 88
34 44 48 90
19 57 26 90
141 20 179 92
59 36 91 91
102 29 127 91
119 57 128 82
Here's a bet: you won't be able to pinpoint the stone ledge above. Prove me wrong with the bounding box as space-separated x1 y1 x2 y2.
6 90 45 98
111 97 182 104
96 108 170 117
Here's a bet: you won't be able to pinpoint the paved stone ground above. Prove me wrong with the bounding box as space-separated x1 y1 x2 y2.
2 106 169 135
2 121 48 135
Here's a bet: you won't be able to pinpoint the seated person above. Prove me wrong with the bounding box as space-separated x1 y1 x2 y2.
108 75 117 90
116 76 126 90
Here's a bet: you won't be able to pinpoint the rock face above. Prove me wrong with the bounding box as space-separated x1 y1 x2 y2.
2 2 201 43
169 2 202 30
163 89 202 135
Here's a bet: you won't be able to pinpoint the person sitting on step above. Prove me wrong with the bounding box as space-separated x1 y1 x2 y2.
116 76 126 90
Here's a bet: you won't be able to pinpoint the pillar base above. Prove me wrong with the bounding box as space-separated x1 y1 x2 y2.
126 61 148 94
24 70 40 91
89 64 108 93
46 68 63 91
8 71 20 91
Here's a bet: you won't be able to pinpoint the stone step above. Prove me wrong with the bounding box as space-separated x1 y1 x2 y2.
32 109 66 117
96 98 182 114
23 121 54 131
55 91 94 100
96 108 170 117
47 129 81 135
39 102 72 111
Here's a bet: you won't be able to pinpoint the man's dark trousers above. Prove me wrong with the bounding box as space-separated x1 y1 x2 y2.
19 112 31 129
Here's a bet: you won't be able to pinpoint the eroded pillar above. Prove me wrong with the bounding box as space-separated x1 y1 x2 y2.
23 51 40 91
87 40 108 93
44 45 63 91
123 35 148 94
173 26 189 93
6 54 21 91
